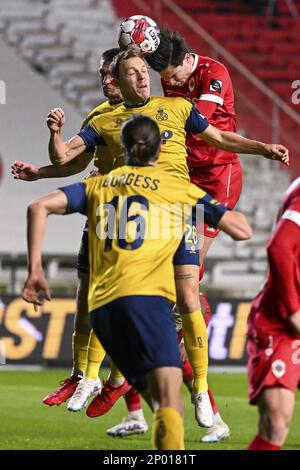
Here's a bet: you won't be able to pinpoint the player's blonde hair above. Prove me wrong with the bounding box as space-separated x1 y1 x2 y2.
110 47 145 79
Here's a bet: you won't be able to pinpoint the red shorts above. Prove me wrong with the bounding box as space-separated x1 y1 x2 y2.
189 161 243 238
247 331 300 405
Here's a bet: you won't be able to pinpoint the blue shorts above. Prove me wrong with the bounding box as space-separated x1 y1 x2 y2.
77 221 89 274
90 295 181 391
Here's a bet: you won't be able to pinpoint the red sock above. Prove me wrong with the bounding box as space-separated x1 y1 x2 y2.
124 387 142 412
248 435 282 450
199 292 211 326
182 359 194 383
208 388 219 415
199 264 205 282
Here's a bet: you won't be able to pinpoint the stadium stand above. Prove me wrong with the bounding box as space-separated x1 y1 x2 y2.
0 0 295 297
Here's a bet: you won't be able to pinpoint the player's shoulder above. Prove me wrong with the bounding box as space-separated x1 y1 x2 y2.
285 177 300 200
197 54 230 75
82 100 110 127
84 100 122 128
151 96 192 115
152 95 190 106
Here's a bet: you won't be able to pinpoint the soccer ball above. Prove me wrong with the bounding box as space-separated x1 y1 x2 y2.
117 15 160 55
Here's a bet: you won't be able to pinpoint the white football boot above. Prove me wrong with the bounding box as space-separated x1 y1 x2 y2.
191 390 214 428
67 377 101 412
201 412 230 443
107 415 148 437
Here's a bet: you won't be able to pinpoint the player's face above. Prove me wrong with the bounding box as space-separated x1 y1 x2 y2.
100 62 122 102
117 57 150 104
160 54 192 87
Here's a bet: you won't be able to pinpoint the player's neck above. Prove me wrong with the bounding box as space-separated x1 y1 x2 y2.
108 98 123 105
124 97 151 108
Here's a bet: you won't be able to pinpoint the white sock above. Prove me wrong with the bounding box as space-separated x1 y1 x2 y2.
129 409 144 421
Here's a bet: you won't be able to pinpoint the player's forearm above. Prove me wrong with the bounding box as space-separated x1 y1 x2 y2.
218 211 253 240
38 154 93 179
211 131 267 155
48 129 67 165
27 202 48 273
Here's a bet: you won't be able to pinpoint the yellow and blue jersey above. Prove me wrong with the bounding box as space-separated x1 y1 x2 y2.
81 99 122 174
78 97 209 181
60 165 227 312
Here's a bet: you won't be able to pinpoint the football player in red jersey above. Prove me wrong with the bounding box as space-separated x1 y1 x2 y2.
146 28 241 443
247 177 300 450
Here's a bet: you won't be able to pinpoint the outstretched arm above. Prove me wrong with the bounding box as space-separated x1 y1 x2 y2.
12 153 93 181
197 190 252 240
23 191 69 309
218 210 253 240
199 124 289 166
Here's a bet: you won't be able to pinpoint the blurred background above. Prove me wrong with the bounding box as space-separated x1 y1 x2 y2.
0 0 299 368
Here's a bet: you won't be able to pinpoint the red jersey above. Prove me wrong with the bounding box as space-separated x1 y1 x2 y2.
249 177 300 335
162 54 239 168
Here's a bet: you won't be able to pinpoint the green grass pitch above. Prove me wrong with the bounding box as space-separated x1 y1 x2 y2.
0 369 299 450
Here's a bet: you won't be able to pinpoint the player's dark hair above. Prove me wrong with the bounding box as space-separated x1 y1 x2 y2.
100 48 122 65
110 47 144 79
145 28 189 72
121 115 161 165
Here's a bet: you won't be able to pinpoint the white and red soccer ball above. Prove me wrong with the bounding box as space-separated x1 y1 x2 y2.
117 15 160 55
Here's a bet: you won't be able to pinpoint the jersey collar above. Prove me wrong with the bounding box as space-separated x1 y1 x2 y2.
108 99 123 105
191 53 199 73
124 97 151 109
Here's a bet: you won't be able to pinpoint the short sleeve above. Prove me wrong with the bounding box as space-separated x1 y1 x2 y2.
77 123 107 153
196 62 230 106
59 182 87 215
196 193 228 227
185 106 209 134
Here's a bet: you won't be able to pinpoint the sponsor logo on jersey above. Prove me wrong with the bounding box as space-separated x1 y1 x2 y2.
156 108 168 121
189 77 195 92
209 79 222 93
271 359 286 378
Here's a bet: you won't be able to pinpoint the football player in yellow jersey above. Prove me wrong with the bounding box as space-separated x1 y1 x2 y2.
22 114 252 449
11 48 137 415
45 47 289 427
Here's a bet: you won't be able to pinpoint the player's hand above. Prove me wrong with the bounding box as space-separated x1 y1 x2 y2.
11 160 39 181
84 169 102 180
47 107 65 132
263 144 289 166
22 270 51 312
288 309 300 336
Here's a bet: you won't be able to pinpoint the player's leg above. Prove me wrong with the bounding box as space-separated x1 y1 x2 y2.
67 226 104 411
67 328 103 412
248 388 295 450
173 225 213 427
106 386 148 437
90 295 183 449
86 360 131 418
147 367 184 450
174 263 212 427
42 270 90 406
199 290 230 442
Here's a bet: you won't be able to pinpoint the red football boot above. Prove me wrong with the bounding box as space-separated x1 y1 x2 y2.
43 375 81 406
86 380 131 417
